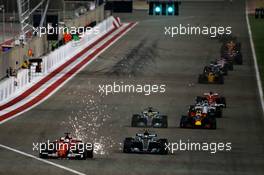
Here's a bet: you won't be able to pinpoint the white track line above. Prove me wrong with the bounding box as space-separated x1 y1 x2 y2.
245 0 264 114
0 144 86 175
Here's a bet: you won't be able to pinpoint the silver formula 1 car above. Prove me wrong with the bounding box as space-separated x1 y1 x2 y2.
131 107 168 128
123 130 169 154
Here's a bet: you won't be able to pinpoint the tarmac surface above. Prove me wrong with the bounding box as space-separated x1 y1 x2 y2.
0 0 264 175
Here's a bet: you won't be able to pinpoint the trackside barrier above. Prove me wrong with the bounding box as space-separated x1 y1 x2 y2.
0 16 120 104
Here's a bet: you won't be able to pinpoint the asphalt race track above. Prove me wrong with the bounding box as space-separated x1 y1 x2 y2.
0 0 264 174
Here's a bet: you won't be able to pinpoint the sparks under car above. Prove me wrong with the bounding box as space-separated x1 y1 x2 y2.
123 130 169 154
39 133 93 160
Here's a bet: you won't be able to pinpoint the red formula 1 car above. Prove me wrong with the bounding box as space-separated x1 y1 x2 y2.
196 92 226 108
180 105 216 129
39 133 93 160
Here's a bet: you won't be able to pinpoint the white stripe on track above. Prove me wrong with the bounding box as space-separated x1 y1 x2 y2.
245 0 264 115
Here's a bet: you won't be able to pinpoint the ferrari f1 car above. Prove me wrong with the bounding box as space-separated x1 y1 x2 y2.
39 133 93 159
131 107 168 128
180 105 217 129
196 92 226 108
221 40 243 65
123 130 169 154
198 65 224 84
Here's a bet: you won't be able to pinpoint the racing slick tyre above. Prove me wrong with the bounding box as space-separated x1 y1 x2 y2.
39 152 48 159
39 143 48 158
228 61 234 71
87 150 93 159
215 107 223 118
161 115 168 128
196 96 205 103
123 138 133 153
222 66 228 76
209 117 217 129
180 116 189 128
158 139 169 155
131 114 140 127
217 97 227 108
132 114 147 127
235 53 243 65
218 75 224 84
80 150 88 160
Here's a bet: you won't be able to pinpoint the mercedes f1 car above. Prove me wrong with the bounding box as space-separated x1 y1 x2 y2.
196 92 226 108
198 65 224 84
39 133 93 159
221 40 243 65
123 130 169 154
131 107 168 128
180 105 217 129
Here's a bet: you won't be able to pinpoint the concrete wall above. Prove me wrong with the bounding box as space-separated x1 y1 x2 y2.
0 4 105 79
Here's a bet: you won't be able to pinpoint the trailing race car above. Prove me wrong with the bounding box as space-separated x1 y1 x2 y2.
196 92 226 108
39 133 93 160
198 66 224 84
214 57 234 71
123 130 169 154
180 105 217 129
221 40 243 65
194 101 223 118
131 107 168 128
204 63 228 76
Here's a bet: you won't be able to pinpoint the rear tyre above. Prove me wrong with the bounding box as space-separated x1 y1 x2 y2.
209 117 217 129
158 139 169 155
123 138 133 153
131 114 140 127
235 53 243 65
215 107 223 118
218 75 224 84
180 116 188 128
87 150 93 158
161 115 168 128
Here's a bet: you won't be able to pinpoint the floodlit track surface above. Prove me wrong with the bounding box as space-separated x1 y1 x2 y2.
0 1 264 174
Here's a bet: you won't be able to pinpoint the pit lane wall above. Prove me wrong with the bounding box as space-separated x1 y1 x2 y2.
0 16 119 103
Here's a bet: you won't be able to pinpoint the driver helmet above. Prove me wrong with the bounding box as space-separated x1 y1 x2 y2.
196 110 202 116
148 107 153 113
144 130 150 136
